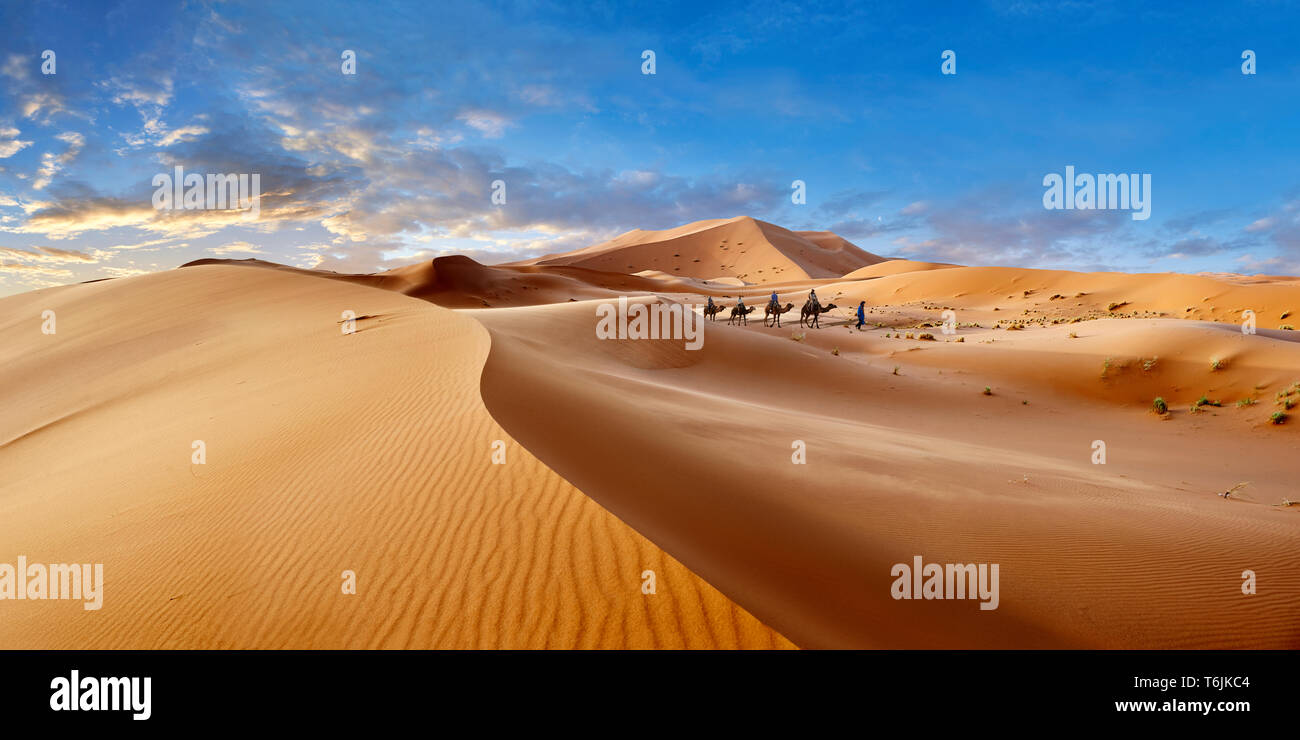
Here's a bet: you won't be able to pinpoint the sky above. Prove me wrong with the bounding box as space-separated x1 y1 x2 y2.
2 0 1300 296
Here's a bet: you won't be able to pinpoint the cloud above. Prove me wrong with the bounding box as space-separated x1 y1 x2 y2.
457 110 511 139
826 216 914 242
0 261 75 278
157 125 211 147
103 75 175 108
209 240 263 255
894 184 1136 268
33 132 85 190
1234 198 1300 273
1233 254 1300 276
1147 236 1230 259
2 55 73 123
318 145 789 255
0 128 33 158
1245 216 1276 233
0 245 99 263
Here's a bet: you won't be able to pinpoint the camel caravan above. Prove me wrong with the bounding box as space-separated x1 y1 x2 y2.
704 290 839 329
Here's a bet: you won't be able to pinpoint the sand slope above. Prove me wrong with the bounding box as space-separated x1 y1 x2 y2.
514 216 885 284
841 259 958 279
476 297 1300 648
0 265 792 648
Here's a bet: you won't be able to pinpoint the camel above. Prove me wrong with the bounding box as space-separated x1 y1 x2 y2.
800 301 838 329
703 302 727 321
728 304 756 326
764 302 795 327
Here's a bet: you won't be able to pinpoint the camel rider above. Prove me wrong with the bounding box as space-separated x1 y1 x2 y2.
808 288 820 312
769 290 779 313
706 296 714 312
737 295 746 313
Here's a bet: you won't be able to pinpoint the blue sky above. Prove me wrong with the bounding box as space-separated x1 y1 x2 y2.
2 0 1300 295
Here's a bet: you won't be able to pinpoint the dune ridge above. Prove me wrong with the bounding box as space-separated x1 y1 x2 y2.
474 297 1300 648
512 216 887 283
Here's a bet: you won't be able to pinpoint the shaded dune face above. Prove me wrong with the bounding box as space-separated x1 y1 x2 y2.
475 301 1300 649
0 266 793 649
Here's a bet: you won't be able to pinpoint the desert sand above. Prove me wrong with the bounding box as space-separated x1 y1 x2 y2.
2 216 1297 649
0 264 792 648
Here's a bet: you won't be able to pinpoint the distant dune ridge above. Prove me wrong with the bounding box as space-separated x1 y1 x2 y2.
512 215 888 284
3 216 1299 649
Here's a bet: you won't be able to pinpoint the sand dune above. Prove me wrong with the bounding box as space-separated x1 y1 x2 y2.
514 216 886 284
0 265 791 648
839 264 1300 330
841 259 959 279
476 298 1300 648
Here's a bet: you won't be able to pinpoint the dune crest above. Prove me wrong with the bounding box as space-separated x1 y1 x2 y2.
512 216 887 284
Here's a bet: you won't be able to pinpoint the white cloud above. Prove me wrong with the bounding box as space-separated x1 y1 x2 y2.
0 127 32 158
33 132 85 190
157 125 210 147
209 240 263 255
457 110 511 139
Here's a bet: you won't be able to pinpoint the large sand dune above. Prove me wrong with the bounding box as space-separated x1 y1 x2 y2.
475 298 1300 648
513 216 887 284
0 265 791 648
